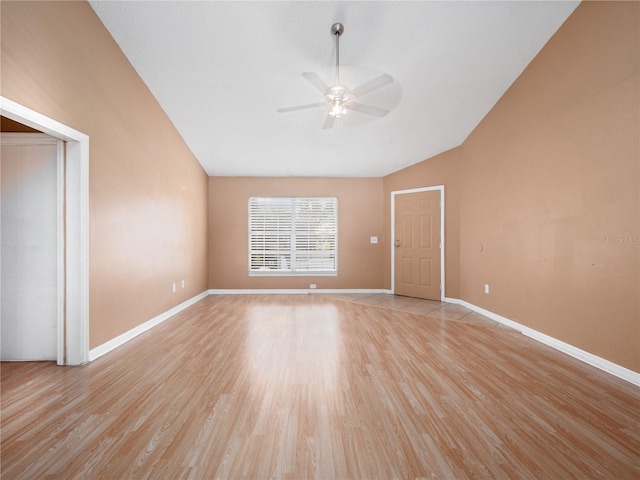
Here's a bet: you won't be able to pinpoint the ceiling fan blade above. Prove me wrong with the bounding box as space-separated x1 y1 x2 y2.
302 72 330 95
350 74 394 97
277 102 325 114
348 103 390 117
322 114 336 130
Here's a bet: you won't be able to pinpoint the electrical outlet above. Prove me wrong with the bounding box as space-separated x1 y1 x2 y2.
172 283 176 292
309 284 316 289
484 284 490 294
181 280 185 288
370 236 378 244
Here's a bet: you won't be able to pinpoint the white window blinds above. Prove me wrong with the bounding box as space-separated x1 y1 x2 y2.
249 197 337 275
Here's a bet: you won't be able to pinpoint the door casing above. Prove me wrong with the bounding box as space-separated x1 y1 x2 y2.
391 186 445 301
1 96 90 365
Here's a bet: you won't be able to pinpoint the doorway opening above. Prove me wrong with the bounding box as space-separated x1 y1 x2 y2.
2 133 62 361
1 96 89 365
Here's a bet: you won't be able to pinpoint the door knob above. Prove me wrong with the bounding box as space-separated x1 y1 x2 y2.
394 239 401 247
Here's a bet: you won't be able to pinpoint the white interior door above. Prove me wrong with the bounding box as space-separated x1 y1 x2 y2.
1 133 61 361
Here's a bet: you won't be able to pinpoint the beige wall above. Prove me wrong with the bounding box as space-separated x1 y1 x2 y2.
209 177 384 289
383 2 639 372
1 1 209 348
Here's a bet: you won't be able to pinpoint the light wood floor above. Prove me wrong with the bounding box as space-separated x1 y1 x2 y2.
2 294 639 479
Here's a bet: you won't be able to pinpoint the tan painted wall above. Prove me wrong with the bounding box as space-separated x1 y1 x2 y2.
1 1 209 348
209 177 384 290
383 2 639 372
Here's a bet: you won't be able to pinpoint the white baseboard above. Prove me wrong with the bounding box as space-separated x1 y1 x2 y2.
89 290 209 361
445 297 640 387
208 289 392 295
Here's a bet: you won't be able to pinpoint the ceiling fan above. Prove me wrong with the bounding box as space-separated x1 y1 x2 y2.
277 23 394 129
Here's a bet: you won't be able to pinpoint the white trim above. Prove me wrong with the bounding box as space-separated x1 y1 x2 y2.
1 96 90 365
89 291 209 361
209 289 392 295
445 297 640 387
391 185 445 301
1 98 89 142
248 271 338 277
67 138 90 365
56 139 65 365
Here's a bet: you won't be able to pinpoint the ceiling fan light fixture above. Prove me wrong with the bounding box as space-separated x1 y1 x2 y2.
324 85 358 117
329 101 346 118
276 22 394 128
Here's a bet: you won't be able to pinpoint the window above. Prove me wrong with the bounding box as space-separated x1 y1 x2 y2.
249 197 337 276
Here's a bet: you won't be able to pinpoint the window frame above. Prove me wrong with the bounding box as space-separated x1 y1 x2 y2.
248 197 338 277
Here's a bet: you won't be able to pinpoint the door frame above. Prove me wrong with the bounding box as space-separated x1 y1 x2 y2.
391 186 445 301
1 96 89 365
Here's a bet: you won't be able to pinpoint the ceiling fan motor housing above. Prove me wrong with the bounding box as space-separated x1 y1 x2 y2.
331 23 344 36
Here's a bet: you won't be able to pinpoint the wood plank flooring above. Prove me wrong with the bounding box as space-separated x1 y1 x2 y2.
2 294 639 479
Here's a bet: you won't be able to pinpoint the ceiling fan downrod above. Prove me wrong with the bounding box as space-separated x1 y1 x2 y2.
331 23 344 86
326 23 357 118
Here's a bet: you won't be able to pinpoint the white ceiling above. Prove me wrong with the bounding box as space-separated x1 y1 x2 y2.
89 1 579 177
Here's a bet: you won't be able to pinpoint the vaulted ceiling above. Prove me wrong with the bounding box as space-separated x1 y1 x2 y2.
89 1 579 177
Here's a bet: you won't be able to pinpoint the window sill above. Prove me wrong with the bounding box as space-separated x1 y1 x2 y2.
249 271 337 277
